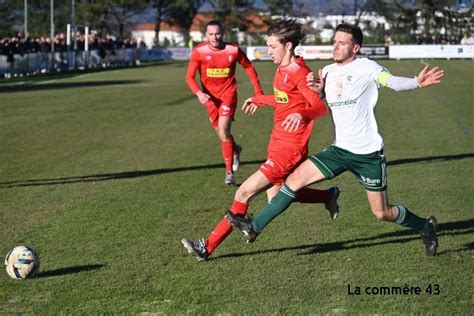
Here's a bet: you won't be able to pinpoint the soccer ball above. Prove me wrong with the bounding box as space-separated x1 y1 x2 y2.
4 246 40 280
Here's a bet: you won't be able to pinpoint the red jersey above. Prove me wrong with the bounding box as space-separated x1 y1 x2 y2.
252 57 327 148
186 42 263 105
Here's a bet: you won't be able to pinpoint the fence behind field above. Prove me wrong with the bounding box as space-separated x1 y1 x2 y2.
1 45 473 77
0 48 140 76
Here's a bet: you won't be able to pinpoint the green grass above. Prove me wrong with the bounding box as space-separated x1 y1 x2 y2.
0 59 473 314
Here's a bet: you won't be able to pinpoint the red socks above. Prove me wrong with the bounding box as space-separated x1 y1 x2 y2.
205 200 248 254
221 139 234 173
294 187 330 203
204 189 329 255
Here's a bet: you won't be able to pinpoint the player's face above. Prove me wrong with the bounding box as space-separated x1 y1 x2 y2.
205 25 224 48
266 35 291 66
332 31 360 65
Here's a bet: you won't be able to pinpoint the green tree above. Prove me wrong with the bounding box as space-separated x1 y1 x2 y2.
2 0 71 38
263 0 312 17
1 0 149 39
168 0 205 45
150 0 174 46
263 0 293 16
108 1 148 39
376 0 472 43
75 0 147 38
207 0 263 43
0 0 16 37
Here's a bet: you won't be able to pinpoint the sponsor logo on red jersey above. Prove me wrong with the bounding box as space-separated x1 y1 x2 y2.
273 87 289 103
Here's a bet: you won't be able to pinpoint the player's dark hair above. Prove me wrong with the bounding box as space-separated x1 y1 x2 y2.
335 23 363 46
267 18 305 49
206 20 224 31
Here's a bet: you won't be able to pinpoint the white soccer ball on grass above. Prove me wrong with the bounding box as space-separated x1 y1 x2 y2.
4 246 40 280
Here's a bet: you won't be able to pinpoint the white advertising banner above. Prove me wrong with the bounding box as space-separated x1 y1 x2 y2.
139 47 191 61
295 45 333 60
389 45 474 59
247 45 333 61
246 46 271 61
247 45 390 60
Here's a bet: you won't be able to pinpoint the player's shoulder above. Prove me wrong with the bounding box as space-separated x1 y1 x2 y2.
355 57 383 70
193 42 208 54
194 42 208 50
322 62 336 75
224 42 240 54
291 57 311 75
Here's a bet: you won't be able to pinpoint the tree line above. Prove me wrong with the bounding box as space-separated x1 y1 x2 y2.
0 0 471 44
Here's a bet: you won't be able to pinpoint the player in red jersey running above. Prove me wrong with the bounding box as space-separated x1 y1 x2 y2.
186 20 264 185
182 19 341 261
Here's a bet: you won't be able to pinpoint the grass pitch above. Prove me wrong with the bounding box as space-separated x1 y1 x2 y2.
0 59 473 314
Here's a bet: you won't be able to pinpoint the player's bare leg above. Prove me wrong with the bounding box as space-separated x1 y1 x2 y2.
285 159 326 191
366 190 397 221
235 170 273 202
265 185 281 202
228 159 329 241
215 116 236 185
367 190 438 256
288 162 340 219
184 170 272 260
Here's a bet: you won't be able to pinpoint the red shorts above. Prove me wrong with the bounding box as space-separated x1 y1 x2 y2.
205 99 236 127
259 144 308 185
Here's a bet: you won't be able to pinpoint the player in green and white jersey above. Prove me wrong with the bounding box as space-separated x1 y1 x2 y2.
226 23 444 256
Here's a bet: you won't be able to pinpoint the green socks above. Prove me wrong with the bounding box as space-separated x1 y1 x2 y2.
252 183 297 232
394 205 428 234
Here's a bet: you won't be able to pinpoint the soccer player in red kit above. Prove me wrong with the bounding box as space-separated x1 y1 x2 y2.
182 19 341 261
186 20 264 185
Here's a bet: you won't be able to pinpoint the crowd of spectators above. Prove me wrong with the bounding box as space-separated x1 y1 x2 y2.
3 30 471 58
414 33 473 45
1 32 146 78
0 32 144 57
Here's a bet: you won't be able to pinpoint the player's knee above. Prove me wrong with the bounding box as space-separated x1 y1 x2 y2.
217 129 231 141
285 170 301 187
234 186 252 203
372 208 391 221
286 170 307 191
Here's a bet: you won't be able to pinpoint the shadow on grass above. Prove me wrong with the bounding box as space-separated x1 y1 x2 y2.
167 93 196 106
214 218 474 260
35 264 105 278
0 79 145 93
1 152 473 188
387 153 474 166
0 160 260 188
0 62 175 87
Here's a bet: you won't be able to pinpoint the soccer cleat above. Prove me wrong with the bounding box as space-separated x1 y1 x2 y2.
232 144 242 172
225 210 258 243
421 216 438 256
225 172 236 185
181 238 209 262
325 186 341 220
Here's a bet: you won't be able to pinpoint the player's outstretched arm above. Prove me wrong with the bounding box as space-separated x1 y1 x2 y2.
378 65 444 92
416 65 445 87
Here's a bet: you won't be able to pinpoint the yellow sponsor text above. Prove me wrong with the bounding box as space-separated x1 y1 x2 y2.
206 68 230 78
273 87 289 103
